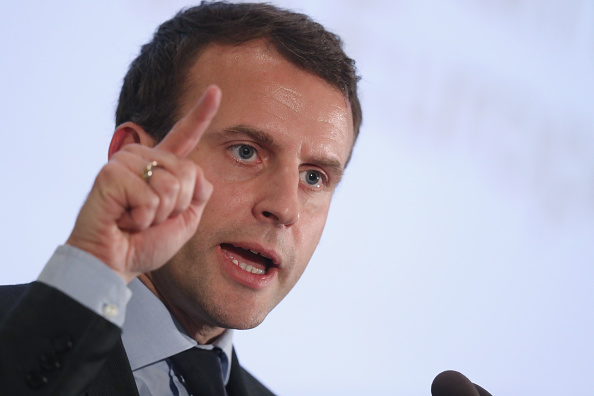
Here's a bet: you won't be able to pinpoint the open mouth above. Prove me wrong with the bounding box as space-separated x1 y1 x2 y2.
220 243 275 275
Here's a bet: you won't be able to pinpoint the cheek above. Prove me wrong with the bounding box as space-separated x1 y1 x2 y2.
286 217 326 289
302 195 328 216
303 192 331 227
201 158 255 209
201 180 253 227
296 205 329 258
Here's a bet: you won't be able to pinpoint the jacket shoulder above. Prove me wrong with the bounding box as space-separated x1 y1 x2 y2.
240 367 276 396
0 283 30 319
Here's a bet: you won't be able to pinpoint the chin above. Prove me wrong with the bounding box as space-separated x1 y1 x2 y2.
206 304 270 330
197 280 286 330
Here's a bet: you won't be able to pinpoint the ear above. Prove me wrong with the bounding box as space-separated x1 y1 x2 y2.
108 122 156 160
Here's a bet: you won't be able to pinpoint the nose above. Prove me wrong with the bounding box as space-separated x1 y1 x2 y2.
253 165 300 226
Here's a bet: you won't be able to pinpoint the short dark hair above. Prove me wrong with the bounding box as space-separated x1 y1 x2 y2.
115 1 362 145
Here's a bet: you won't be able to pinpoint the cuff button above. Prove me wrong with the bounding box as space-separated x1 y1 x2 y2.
52 334 74 353
25 370 48 389
40 354 61 371
102 303 119 319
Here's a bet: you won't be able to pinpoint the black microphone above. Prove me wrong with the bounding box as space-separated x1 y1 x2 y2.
431 370 492 396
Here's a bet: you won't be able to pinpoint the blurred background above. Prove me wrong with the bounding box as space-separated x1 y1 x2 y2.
1 0 592 394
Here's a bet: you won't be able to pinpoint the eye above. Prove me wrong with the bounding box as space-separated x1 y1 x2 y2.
229 144 259 163
299 169 325 189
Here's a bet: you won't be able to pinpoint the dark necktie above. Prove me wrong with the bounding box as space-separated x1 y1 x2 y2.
170 347 227 396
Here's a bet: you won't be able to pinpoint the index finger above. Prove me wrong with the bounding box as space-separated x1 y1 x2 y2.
156 85 222 157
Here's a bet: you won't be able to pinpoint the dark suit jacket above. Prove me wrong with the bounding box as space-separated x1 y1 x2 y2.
0 282 274 396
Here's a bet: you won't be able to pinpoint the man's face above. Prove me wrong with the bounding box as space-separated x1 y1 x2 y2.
149 40 354 332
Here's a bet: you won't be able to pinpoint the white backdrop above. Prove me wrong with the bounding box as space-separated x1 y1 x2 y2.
1 1 592 395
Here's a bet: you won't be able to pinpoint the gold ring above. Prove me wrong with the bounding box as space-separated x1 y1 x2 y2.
141 160 162 182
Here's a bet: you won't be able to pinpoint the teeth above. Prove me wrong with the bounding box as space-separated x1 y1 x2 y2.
231 259 265 275
242 247 270 261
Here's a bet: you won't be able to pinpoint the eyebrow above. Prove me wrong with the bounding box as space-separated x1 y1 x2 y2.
220 124 345 183
220 125 275 146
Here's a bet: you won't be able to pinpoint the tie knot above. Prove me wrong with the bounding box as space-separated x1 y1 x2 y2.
170 347 226 396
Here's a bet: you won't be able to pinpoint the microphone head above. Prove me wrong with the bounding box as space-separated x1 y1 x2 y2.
431 370 480 396
474 384 492 396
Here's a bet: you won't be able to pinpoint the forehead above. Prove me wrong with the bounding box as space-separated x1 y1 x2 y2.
179 40 355 163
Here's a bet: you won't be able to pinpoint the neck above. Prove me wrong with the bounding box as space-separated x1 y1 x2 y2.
138 274 226 345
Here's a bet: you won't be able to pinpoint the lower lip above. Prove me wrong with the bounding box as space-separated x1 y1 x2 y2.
217 245 278 290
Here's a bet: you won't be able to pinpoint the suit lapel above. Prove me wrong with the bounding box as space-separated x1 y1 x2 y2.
226 348 275 396
82 339 139 396
226 348 249 396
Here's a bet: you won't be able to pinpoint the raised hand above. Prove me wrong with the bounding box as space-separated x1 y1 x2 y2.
66 86 222 283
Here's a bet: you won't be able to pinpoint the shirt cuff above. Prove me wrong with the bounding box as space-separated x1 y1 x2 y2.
37 245 132 327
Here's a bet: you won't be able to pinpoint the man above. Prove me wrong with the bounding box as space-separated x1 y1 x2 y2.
0 2 361 395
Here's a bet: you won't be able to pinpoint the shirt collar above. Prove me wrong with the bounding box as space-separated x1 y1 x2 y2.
121 279 234 378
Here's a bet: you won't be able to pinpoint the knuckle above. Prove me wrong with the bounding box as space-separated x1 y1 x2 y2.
195 166 204 179
178 159 198 182
121 143 143 155
154 172 181 201
164 175 182 197
95 162 120 185
112 148 138 165
143 193 160 212
131 208 153 229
